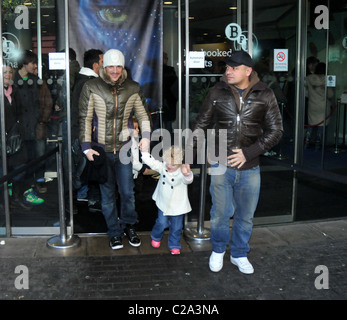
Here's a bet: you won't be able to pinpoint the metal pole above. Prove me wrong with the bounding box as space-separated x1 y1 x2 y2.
0 5 11 237
47 139 80 249
184 0 189 132
248 0 253 56
184 139 210 241
63 0 75 234
333 99 342 153
57 139 66 243
275 102 287 160
183 0 189 230
37 1 42 79
177 0 182 146
343 104 346 146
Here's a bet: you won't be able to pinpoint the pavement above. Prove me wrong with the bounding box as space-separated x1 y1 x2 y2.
0 218 346 304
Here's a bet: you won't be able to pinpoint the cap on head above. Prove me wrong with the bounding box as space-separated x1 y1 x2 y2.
103 49 125 68
224 51 254 68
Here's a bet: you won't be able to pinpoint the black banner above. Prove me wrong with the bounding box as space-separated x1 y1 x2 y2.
68 0 162 112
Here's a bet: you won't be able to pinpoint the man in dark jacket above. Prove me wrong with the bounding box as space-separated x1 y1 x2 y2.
71 49 103 210
187 51 283 274
14 50 52 193
2 62 44 208
72 49 103 141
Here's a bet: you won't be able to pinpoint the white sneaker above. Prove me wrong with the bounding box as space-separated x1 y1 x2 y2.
230 256 254 274
209 251 225 272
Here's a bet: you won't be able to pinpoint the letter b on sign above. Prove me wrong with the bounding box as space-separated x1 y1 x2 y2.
314 265 329 290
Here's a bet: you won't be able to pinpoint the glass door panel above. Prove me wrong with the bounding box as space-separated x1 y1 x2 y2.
186 0 294 224
295 0 347 222
252 0 297 223
1 0 68 235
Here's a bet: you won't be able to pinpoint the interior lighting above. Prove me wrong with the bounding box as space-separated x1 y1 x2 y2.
229 7 237 10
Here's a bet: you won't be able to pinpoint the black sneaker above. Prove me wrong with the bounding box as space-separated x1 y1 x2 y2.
124 226 141 247
109 236 123 250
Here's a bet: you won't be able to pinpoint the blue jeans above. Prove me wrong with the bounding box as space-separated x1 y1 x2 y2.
77 184 88 199
151 209 184 250
25 139 46 182
209 164 260 257
99 152 137 238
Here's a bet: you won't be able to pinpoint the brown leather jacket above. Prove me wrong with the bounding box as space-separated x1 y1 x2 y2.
190 71 283 170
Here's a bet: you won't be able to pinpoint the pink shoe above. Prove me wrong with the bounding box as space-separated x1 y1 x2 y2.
151 240 160 248
170 248 180 255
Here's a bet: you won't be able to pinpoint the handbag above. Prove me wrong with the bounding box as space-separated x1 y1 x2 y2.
6 120 22 156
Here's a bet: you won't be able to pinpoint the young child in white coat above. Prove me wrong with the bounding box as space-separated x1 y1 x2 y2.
140 145 193 254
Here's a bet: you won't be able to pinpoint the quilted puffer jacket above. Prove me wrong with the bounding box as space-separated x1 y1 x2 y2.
79 68 151 153
191 71 283 170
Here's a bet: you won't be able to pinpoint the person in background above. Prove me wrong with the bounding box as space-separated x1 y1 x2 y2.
306 56 319 76
13 50 52 195
162 52 178 133
2 62 44 207
71 49 103 212
305 62 334 150
129 116 156 179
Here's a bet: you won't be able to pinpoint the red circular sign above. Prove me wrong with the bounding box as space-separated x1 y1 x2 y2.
276 52 286 62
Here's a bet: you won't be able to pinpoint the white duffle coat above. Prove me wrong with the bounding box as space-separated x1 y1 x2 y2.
141 152 193 216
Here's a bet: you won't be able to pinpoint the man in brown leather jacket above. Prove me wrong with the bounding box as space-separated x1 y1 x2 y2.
188 51 283 274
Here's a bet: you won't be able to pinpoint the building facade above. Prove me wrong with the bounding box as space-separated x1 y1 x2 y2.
1 0 346 237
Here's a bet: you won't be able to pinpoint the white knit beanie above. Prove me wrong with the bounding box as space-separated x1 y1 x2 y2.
103 49 125 68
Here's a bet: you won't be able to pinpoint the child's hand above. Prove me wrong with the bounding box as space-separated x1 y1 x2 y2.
181 164 191 176
139 138 150 153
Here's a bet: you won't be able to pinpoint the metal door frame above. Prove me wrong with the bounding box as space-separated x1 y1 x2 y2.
0 0 74 236
179 0 297 229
